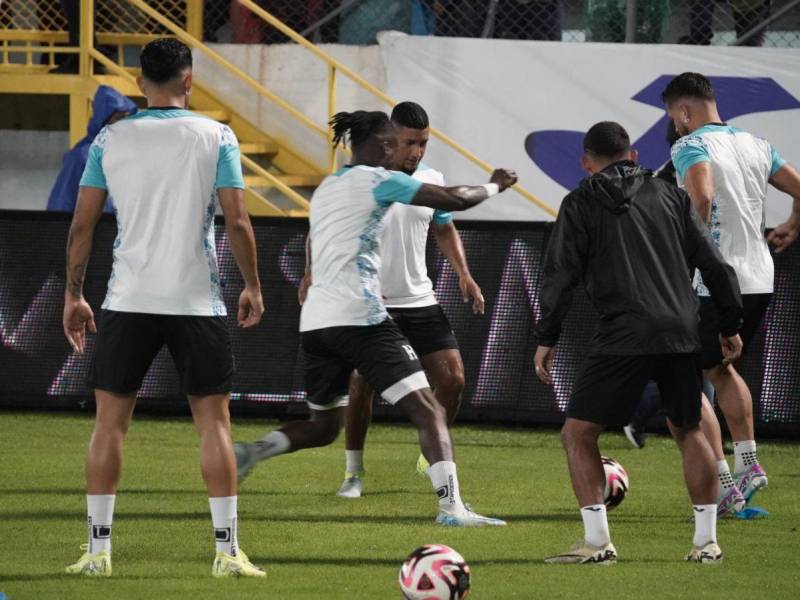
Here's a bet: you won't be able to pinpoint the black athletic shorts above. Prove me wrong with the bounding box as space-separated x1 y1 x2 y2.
89 310 234 396
568 353 702 427
301 318 428 411
386 304 459 358
698 293 771 369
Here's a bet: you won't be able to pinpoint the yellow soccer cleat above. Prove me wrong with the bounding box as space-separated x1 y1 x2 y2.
416 454 430 478
212 549 266 578
544 540 617 565
685 541 723 564
65 544 112 577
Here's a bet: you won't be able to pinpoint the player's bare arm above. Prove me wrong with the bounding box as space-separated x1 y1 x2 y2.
433 222 484 314
298 234 312 305
767 163 800 253
683 162 714 223
411 169 518 211
63 186 106 353
218 187 264 327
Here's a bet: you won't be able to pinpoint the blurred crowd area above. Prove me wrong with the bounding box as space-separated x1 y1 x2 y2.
206 0 800 46
1 1 799 47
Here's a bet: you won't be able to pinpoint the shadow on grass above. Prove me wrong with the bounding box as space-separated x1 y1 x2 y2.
0 509 583 525
0 487 431 498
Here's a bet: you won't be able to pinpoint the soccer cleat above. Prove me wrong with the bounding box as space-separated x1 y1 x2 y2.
544 540 618 565
717 484 746 518
623 424 646 449
65 544 112 577
212 549 266 578
416 453 430 478
336 473 364 498
436 508 507 528
234 442 259 483
685 541 723 563
734 464 768 502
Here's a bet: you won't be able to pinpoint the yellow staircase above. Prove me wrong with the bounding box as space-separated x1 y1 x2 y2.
0 0 555 218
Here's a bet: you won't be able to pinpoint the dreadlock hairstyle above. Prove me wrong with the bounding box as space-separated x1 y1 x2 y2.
330 111 393 149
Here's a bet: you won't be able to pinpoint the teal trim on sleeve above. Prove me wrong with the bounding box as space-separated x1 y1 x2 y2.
216 144 245 189
433 209 453 225
373 170 423 206
770 144 787 177
671 135 710 179
79 144 108 190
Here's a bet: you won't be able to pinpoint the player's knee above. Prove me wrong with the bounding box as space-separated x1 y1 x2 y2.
314 418 340 446
559 425 573 449
439 371 465 399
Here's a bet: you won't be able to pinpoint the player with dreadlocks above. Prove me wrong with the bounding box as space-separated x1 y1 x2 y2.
236 110 517 526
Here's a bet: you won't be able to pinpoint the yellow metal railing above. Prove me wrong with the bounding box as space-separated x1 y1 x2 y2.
0 0 311 215
237 0 556 217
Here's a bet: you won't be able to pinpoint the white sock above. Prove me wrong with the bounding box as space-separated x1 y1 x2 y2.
580 504 611 547
87 494 115 554
733 440 758 474
428 461 465 513
693 504 717 547
345 450 364 475
717 460 735 493
209 496 239 557
253 430 291 461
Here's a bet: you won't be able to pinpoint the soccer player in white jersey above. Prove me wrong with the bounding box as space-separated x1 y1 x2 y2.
235 110 517 527
663 72 800 504
62 39 265 578
334 102 482 499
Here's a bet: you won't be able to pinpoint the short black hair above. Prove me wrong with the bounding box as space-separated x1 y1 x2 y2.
330 111 393 148
661 72 715 104
583 121 631 158
391 101 429 130
140 38 192 84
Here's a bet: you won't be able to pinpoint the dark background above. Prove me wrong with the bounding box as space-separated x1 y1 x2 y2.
1 211 798 434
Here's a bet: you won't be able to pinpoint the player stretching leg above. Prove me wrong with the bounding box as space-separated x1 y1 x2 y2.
663 73 800 502
334 102 483 498
536 122 742 564
63 39 265 578
236 110 515 527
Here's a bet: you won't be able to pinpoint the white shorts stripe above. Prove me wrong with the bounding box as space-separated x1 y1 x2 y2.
307 394 349 412
381 371 429 405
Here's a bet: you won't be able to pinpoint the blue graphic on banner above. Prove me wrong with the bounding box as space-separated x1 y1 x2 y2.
525 76 800 191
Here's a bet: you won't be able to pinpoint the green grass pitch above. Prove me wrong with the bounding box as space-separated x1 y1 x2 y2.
1 411 799 599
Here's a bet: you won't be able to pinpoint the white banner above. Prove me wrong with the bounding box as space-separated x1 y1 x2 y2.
379 33 800 225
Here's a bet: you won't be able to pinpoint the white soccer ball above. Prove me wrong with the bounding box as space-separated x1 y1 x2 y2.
602 456 629 510
398 544 471 600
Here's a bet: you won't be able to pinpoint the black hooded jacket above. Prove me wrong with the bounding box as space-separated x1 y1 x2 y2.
534 161 743 354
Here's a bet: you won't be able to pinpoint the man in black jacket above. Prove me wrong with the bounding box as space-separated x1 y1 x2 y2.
535 122 743 565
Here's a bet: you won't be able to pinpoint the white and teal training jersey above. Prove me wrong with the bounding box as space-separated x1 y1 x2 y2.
671 123 786 296
79 108 244 316
381 164 451 308
300 165 423 331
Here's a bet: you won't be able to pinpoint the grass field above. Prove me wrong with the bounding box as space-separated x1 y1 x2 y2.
1 411 799 599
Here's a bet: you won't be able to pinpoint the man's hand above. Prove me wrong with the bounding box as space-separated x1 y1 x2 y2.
298 272 312 306
719 333 743 365
63 296 96 353
534 345 555 385
238 285 264 328
767 220 800 253
490 169 518 192
459 275 484 314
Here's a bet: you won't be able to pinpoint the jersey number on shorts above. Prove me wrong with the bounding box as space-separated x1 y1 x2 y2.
402 344 419 361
